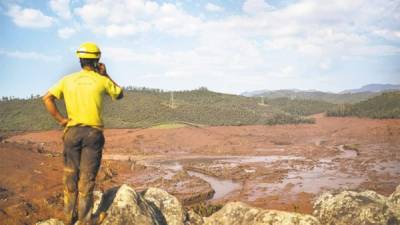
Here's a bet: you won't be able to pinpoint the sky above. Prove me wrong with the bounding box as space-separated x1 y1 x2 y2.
0 0 399 98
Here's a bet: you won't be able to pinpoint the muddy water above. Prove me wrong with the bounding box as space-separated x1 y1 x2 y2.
161 161 241 199
108 149 370 202
250 164 365 201
247 146 364 201
187 170 240 199
337 145 358 158
373 161 400 176
218 155 305 164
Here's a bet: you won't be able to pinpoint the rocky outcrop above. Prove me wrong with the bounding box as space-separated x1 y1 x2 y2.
95 184 168 225
203 202 320 225
143 187 185 225
36 184 400 225
313 189 399 225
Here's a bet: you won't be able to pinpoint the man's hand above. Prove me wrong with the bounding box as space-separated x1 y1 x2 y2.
98 63 108 76
96 63 124 100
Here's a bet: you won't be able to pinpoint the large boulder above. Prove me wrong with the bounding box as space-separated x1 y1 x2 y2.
96 184 165 225
143 187 185 225
203 202 320 225
313 189 399 225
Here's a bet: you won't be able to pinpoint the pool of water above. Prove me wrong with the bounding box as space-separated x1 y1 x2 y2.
372 161 400 176
158 161 241 199
248 163 365 201
187 170 241 199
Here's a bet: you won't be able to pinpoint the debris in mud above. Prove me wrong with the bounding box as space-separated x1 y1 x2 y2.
99 162 118 182
342 144 360 155
0 187 13 200
45 193 63 208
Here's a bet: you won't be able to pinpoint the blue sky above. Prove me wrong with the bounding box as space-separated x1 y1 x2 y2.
0 0 399 98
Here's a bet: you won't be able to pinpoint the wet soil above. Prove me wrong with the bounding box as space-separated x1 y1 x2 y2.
1 114 400 224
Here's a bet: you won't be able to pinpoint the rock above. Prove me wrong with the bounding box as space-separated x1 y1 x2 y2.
96 184 165 225
185 209 204 225
313 189 399 225
37 184 400 225
36 218 64 225
389 184 400 219
143 187 185 225
203 202 320 225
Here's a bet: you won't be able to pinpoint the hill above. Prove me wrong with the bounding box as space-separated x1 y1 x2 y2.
0 88 327 131
242 89 378 104
263 98 336 116
341 83 400 94
326 91 400 119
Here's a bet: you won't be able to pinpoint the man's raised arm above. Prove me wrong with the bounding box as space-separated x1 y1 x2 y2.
98 63 124 100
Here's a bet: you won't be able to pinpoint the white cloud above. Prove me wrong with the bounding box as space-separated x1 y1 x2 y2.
50 0 71 19
319 59 332 70
58 27 76 39
243 0 274 14
6 5 54 28
67 0 400 92
282 66 293 74
0 49 61 62
74 0 201 37
205 3 224 12
371 28 400 41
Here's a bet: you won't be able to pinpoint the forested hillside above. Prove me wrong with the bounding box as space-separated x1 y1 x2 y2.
0 88 329 131
243 90 379 104
327 92 400 119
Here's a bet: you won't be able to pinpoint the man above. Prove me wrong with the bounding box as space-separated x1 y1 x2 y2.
43 42 123 225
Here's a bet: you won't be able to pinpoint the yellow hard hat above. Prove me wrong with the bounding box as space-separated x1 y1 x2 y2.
76 42 101 59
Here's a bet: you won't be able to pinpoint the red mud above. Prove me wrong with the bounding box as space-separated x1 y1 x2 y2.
1 115 400 224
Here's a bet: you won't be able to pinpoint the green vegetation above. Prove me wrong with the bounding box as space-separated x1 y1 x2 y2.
250 90 379 104
0 88 325 131
3 88 395 131
327 92 400 119
0 97 66 131
263 98 336 116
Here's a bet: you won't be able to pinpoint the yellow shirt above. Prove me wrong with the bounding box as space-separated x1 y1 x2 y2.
48 69 122 128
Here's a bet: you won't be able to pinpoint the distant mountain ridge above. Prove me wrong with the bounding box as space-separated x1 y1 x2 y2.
340 83 400 94
241 83 400 104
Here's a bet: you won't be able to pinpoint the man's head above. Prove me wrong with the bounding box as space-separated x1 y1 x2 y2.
76 42 101 69
79 58 99 69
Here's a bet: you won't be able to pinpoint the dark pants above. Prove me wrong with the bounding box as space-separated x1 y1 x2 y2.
63 126 104 225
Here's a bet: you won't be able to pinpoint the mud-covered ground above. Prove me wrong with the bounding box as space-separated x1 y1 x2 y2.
1 114 399 224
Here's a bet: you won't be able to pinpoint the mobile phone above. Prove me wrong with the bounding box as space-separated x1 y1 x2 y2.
93 62 99 73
